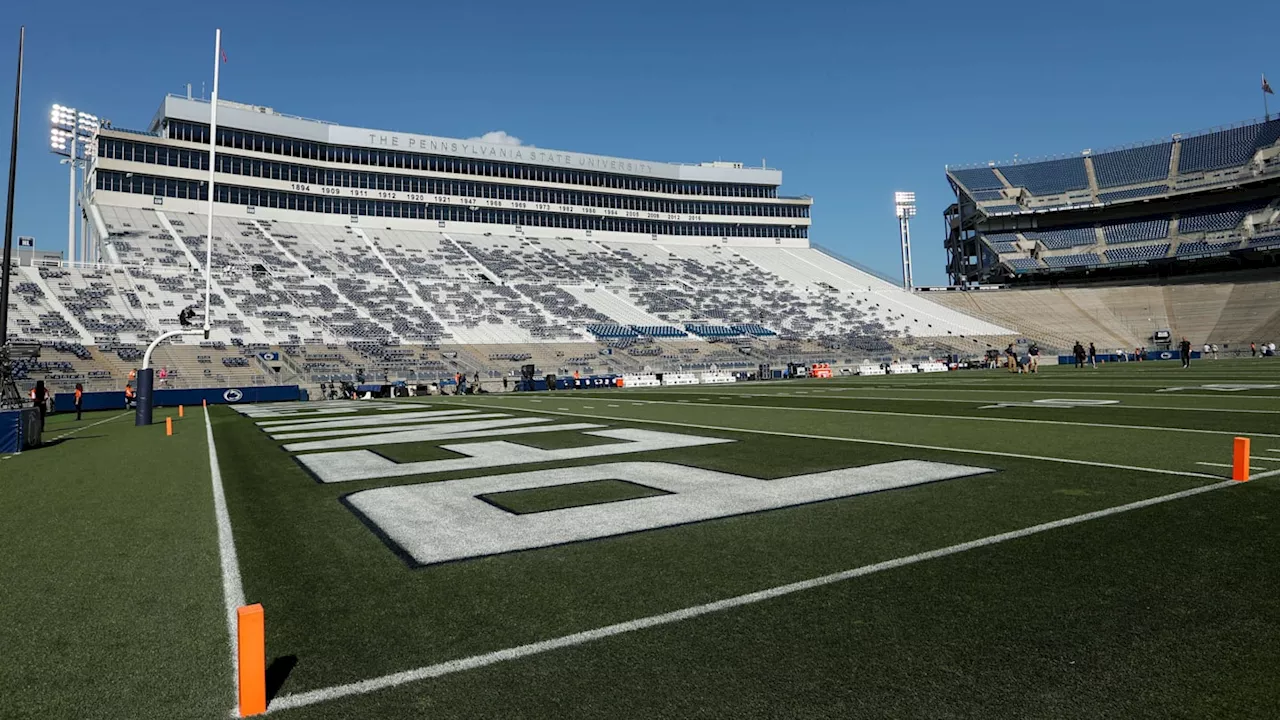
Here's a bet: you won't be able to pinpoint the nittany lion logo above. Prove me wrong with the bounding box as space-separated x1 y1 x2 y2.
223 389 245 403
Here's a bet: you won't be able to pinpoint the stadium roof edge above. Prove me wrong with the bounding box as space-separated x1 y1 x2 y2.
945 114 1280 173
150 94 785 186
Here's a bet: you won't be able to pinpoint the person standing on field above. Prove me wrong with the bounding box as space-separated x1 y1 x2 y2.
1180 337 1193 368
1028 343 1040 373
74 383 84 421
1088 343 1097 368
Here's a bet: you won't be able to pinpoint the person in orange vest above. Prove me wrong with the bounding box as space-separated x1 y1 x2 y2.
124 383 136 409
74 383 84 421
32 381 48 422
128 368 137 383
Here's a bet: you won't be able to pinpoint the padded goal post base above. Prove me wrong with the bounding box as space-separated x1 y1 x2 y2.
0 407 42 453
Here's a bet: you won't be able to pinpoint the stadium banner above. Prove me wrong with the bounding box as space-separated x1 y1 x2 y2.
56 385 301 412
0 407 42 453
562 375 621 390
1055 351 1201 364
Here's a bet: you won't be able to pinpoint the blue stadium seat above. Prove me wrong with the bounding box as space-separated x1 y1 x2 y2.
1042 253 1102 268
730 323 777 337
997 157 1089 195
1102 218 1169 244
1178 119 1280 173
1104 243 1170 263
969 190 1005 201
950 167 1004 191
1098 185 1168 203
983 204 1022 214
630 325 688 338
1091 143 1172 188
1006 258 1043 272
1175 239 1241 256
1178 200 1270 233
684 324 743 338
586 324 640 339
1026 227 1096 249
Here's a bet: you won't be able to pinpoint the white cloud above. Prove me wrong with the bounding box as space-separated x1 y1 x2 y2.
468 130 524 146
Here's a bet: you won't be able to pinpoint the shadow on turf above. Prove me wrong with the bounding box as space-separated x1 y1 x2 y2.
37 436 105 449
266 655 299 702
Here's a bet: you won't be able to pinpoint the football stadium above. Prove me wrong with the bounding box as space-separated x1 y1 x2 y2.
4 21 1280 720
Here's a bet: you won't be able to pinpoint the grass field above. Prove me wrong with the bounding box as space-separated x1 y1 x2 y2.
4 359 1280 718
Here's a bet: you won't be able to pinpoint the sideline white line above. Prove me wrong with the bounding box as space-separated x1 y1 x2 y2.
265 479 1236 713
47 411 131 444
205 405 247 703
492 397 1280 440
3 411 129 460
447 401 1223 480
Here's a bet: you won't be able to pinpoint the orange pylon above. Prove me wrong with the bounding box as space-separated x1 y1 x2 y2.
1233 437 1251 481
179 405 184 418
166 416 173 436
237 604 266 716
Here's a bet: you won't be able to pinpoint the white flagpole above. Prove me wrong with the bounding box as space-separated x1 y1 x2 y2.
203 28 221 338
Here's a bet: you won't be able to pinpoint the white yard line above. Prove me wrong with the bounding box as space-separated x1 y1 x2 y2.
446 401 1222 480
263 479 1236 714
502 397 1280 440
204 405 247 703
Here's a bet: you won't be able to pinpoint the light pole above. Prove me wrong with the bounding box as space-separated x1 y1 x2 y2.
894 191 916 290
49 104 97 265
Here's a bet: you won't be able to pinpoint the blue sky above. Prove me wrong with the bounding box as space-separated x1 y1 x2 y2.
1 0 1277 285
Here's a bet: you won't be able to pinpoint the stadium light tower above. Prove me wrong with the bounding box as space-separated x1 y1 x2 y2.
49 103 98 265
894 191 916 290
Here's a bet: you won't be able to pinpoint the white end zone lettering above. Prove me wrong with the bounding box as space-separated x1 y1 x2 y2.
1157 384 1280 393
980 398 1120 409
297 428 734 483
346 460 994 566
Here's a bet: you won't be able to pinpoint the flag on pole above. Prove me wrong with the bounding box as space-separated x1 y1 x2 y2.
221 47 227 64
1264 75 1274 95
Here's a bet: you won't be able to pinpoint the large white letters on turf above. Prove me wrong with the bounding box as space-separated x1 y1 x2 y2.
980 398 1120 409
298 428 734 483
1157 384 1280 393
346 460 993 566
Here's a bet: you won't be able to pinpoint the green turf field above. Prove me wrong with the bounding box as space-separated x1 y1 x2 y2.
4 359 1280 718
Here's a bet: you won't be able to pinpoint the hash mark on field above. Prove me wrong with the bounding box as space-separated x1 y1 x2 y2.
1196 462 1267 471
608 404 620 408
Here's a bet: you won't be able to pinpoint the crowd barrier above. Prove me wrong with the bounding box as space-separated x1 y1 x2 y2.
54 385 302 412
1055 351 1201 364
